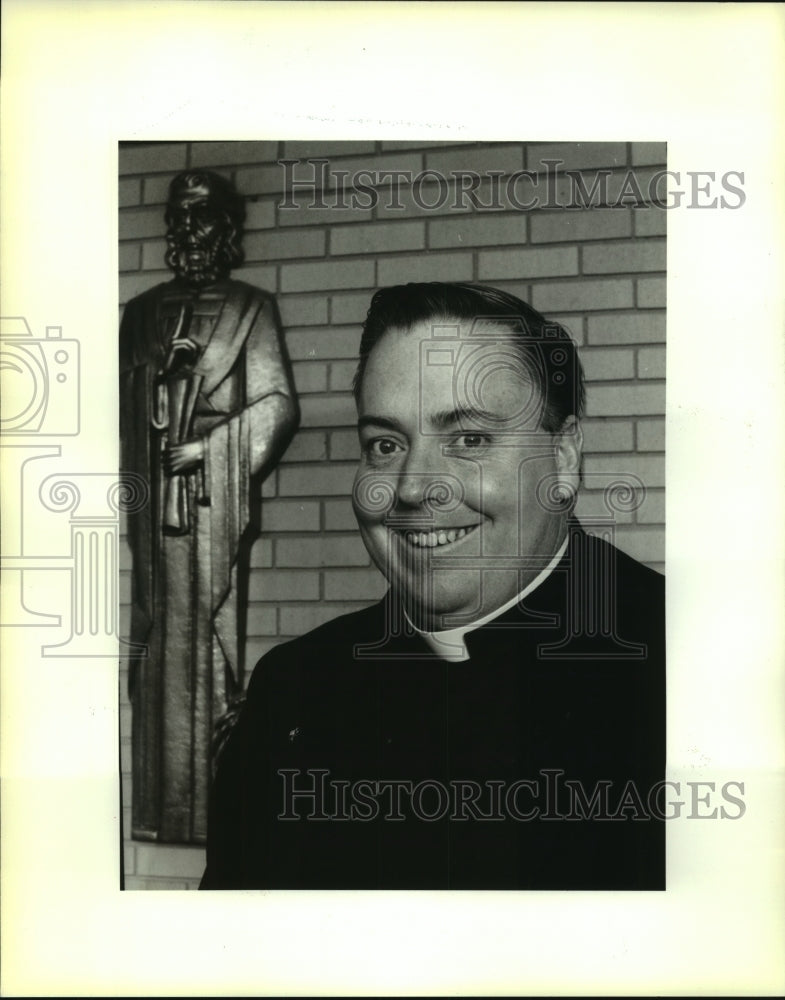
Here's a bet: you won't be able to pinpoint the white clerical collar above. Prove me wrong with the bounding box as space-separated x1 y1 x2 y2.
405 535 570 662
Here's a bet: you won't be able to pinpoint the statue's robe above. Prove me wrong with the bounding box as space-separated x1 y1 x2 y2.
120 278 297 844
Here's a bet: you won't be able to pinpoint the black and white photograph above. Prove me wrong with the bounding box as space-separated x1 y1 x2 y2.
117 140 668 891
2 2 784 996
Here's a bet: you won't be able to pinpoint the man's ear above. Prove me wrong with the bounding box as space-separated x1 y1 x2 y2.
554 415 583 501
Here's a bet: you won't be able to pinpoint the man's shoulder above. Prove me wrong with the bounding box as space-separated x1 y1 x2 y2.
575 525 665 638
244 600 387 698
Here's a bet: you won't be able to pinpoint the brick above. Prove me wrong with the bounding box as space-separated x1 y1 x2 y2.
119 606 131 639
124 876 187 891
381 140 470 151
332 221 425 256
583 240 665 275
637 346 666 379
530 208 632 244
425 144 523 176
636 489 665 524
119 142 187 175
637 277 666 308
299 394 357 428
324 151 423 183
119 271 168 305
245 199 276 230
574 491 634 525
631 142 667 166
329 360 358 393
581 419 634 453
329 428 360 460
143 173 180 205
279 602 370 636
141 241 166 271
430 214 527 250
292 361 328 394
282 140 378 158
119 540 132 571
636 418 665 452
281 259 375 293
119 177 141 208
120 207 166 241
331 293 372 325
280 431 328 463
633 206 667 237
286 326 361 362
118 244 140 272
235 264 277 293
260 499 321 532
478 246 578 281
581 347 635 381
261 470 277 498
249 568 320 601
608 527 664 566
585 384 665 418
279 462 356 496
246 605 278 636
374 181 473 220
583 453 665 487
134 844 205 878
276 535 370 567
244 228 326 262
324 499 357 530
587 312 665 345
323 568 387 601
250 537 273 568
531 278 634 313
278 295 329 328
235 163 287 196
378 251 473 286
277 201 374 227
527 142 627 172
190 140 280 167
559 168 663 210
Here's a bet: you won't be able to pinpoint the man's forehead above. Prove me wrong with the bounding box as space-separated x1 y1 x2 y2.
363 323 542 429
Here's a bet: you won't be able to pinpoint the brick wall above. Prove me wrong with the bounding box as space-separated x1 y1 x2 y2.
118 139 666 887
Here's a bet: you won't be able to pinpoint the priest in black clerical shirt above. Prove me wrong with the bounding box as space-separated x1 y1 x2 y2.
201 282 665 891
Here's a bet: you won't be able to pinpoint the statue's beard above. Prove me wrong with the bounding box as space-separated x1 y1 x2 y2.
165 233 232 288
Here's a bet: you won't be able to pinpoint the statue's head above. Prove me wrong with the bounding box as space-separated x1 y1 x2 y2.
164 171 245 288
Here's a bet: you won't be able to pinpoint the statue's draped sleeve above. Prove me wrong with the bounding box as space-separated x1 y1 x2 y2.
201 288 299 686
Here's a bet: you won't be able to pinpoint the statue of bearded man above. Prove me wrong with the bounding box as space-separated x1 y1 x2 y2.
120 170 299 845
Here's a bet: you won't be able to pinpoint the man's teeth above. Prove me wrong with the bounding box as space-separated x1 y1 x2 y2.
402 525 477 548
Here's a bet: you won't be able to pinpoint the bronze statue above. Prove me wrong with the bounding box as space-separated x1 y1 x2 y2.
120 171 299 844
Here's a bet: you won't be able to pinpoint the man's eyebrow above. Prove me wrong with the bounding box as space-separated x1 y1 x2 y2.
357 415 403 432
429 406 500 429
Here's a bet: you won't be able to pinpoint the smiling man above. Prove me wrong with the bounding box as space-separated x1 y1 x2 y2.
202 282 665 890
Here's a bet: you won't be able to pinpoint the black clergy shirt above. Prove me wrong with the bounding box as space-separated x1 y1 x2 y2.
201 522 665 890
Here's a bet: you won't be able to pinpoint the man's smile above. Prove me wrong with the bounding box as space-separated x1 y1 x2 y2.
391 523 481 549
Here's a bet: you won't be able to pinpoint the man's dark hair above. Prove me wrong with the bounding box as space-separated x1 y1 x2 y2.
353 282 585 433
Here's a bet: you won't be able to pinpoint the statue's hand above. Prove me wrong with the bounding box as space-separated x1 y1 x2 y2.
163 438 205 475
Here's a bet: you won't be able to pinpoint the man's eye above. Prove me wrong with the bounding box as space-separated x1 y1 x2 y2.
367 438 402 457
449 433 491 452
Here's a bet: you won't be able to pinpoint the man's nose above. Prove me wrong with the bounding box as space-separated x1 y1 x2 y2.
394 449 461 511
